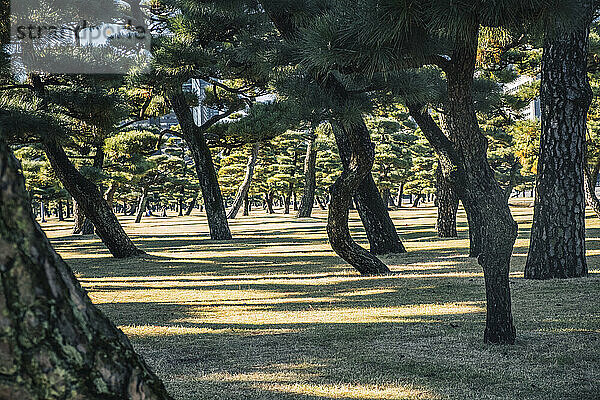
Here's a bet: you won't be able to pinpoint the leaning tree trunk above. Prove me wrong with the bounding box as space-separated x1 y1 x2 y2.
228 143 259 219
0 140 172 400
43 138 143 258
135 187 149 224
407 24 518 344
436 160 458 238
104 182 117 208
170 93 232 240
297 134 318 217
185 195 198 216
334 123 406 255
327 117 392 275
525 5 592 279
584 158 600 219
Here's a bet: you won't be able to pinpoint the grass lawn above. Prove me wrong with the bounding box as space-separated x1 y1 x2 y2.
42 204 600 400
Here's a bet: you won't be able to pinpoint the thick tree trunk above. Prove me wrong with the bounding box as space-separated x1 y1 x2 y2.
228 143 259 219
584 158 600 218
334 123 406 255
407 24 518 344
170 92 232 240
298 135 318 217
265 192 275 214
436 161 459 238
0 140 172 400
525 5 592 279
135 188 149 224
43 138 143 258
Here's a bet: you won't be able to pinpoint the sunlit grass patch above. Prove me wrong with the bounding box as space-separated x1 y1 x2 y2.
43 205 600 400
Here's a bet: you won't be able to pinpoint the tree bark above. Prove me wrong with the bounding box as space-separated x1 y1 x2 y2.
298 135 318 217
104 182 117 208
72 200 85 234
395 182 404 207
265 191 275 214
407 23 518 344
243 193 250 216
0 139 172 400
185 195 198 216
436 161 459 237
43 138 143 258
334 123 406 255
228 143 259 219
57 200 64 221
525 4 592 279
170 92 232 240
135 188 149 224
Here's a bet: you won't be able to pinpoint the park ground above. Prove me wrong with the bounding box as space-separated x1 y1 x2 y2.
42 204 600 400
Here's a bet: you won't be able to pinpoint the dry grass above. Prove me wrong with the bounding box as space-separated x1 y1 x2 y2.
42 204 600 400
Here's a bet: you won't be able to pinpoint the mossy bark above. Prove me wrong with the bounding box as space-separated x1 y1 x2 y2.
0 140 172 400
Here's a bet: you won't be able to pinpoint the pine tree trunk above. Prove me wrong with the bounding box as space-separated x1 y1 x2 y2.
436 161 458 238
42 138 143 258
185 195 198 216
298 135 318 217
135 188 149 224
72 201 85 234
243 193 250 216
40 201 46 223
584 159 600 219
65 199 71 219
178 197 184 216
316 196 326 210
265 192 275 214
525 4 592 279
334 123 406 255
104 182 117 208
327 117 392 275
228 143 259 219
57 199 64 221
395 182 404 207
412 194 422 208
170 92 232 240
407 24 518 344
284 183 292 214
0 140 172 400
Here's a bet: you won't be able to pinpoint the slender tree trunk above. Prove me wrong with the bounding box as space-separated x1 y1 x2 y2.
584 158 600 218
228 143 259 219
298 135 318 217
334 123 406 255
436 161 458 237
526 4 592 279
57 199 64 221
72 201 85 234
243 193 250 216
135 188 149 224
65 199 71 219
43 138 143 258
178 197 184 216
412 194 422 208
381 188 391 208
407 24 518 344
395 182 405 207
185 195 198 216
170 92 232 240
40 200 46 223
316 196 326 210
327 117 392 275
0 140 172 400
104 182 117 208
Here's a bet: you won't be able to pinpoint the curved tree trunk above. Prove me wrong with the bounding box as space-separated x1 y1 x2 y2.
170 92 232 240
327 118 392 275
407 24 518 344
43 138 142 258
525 5 591 279
334 124 406 255
0 140 172 400
436 161 458 238
298 135 318 217
228 143 259 219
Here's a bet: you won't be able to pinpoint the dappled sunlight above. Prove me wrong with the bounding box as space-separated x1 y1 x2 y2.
40 206 600 400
